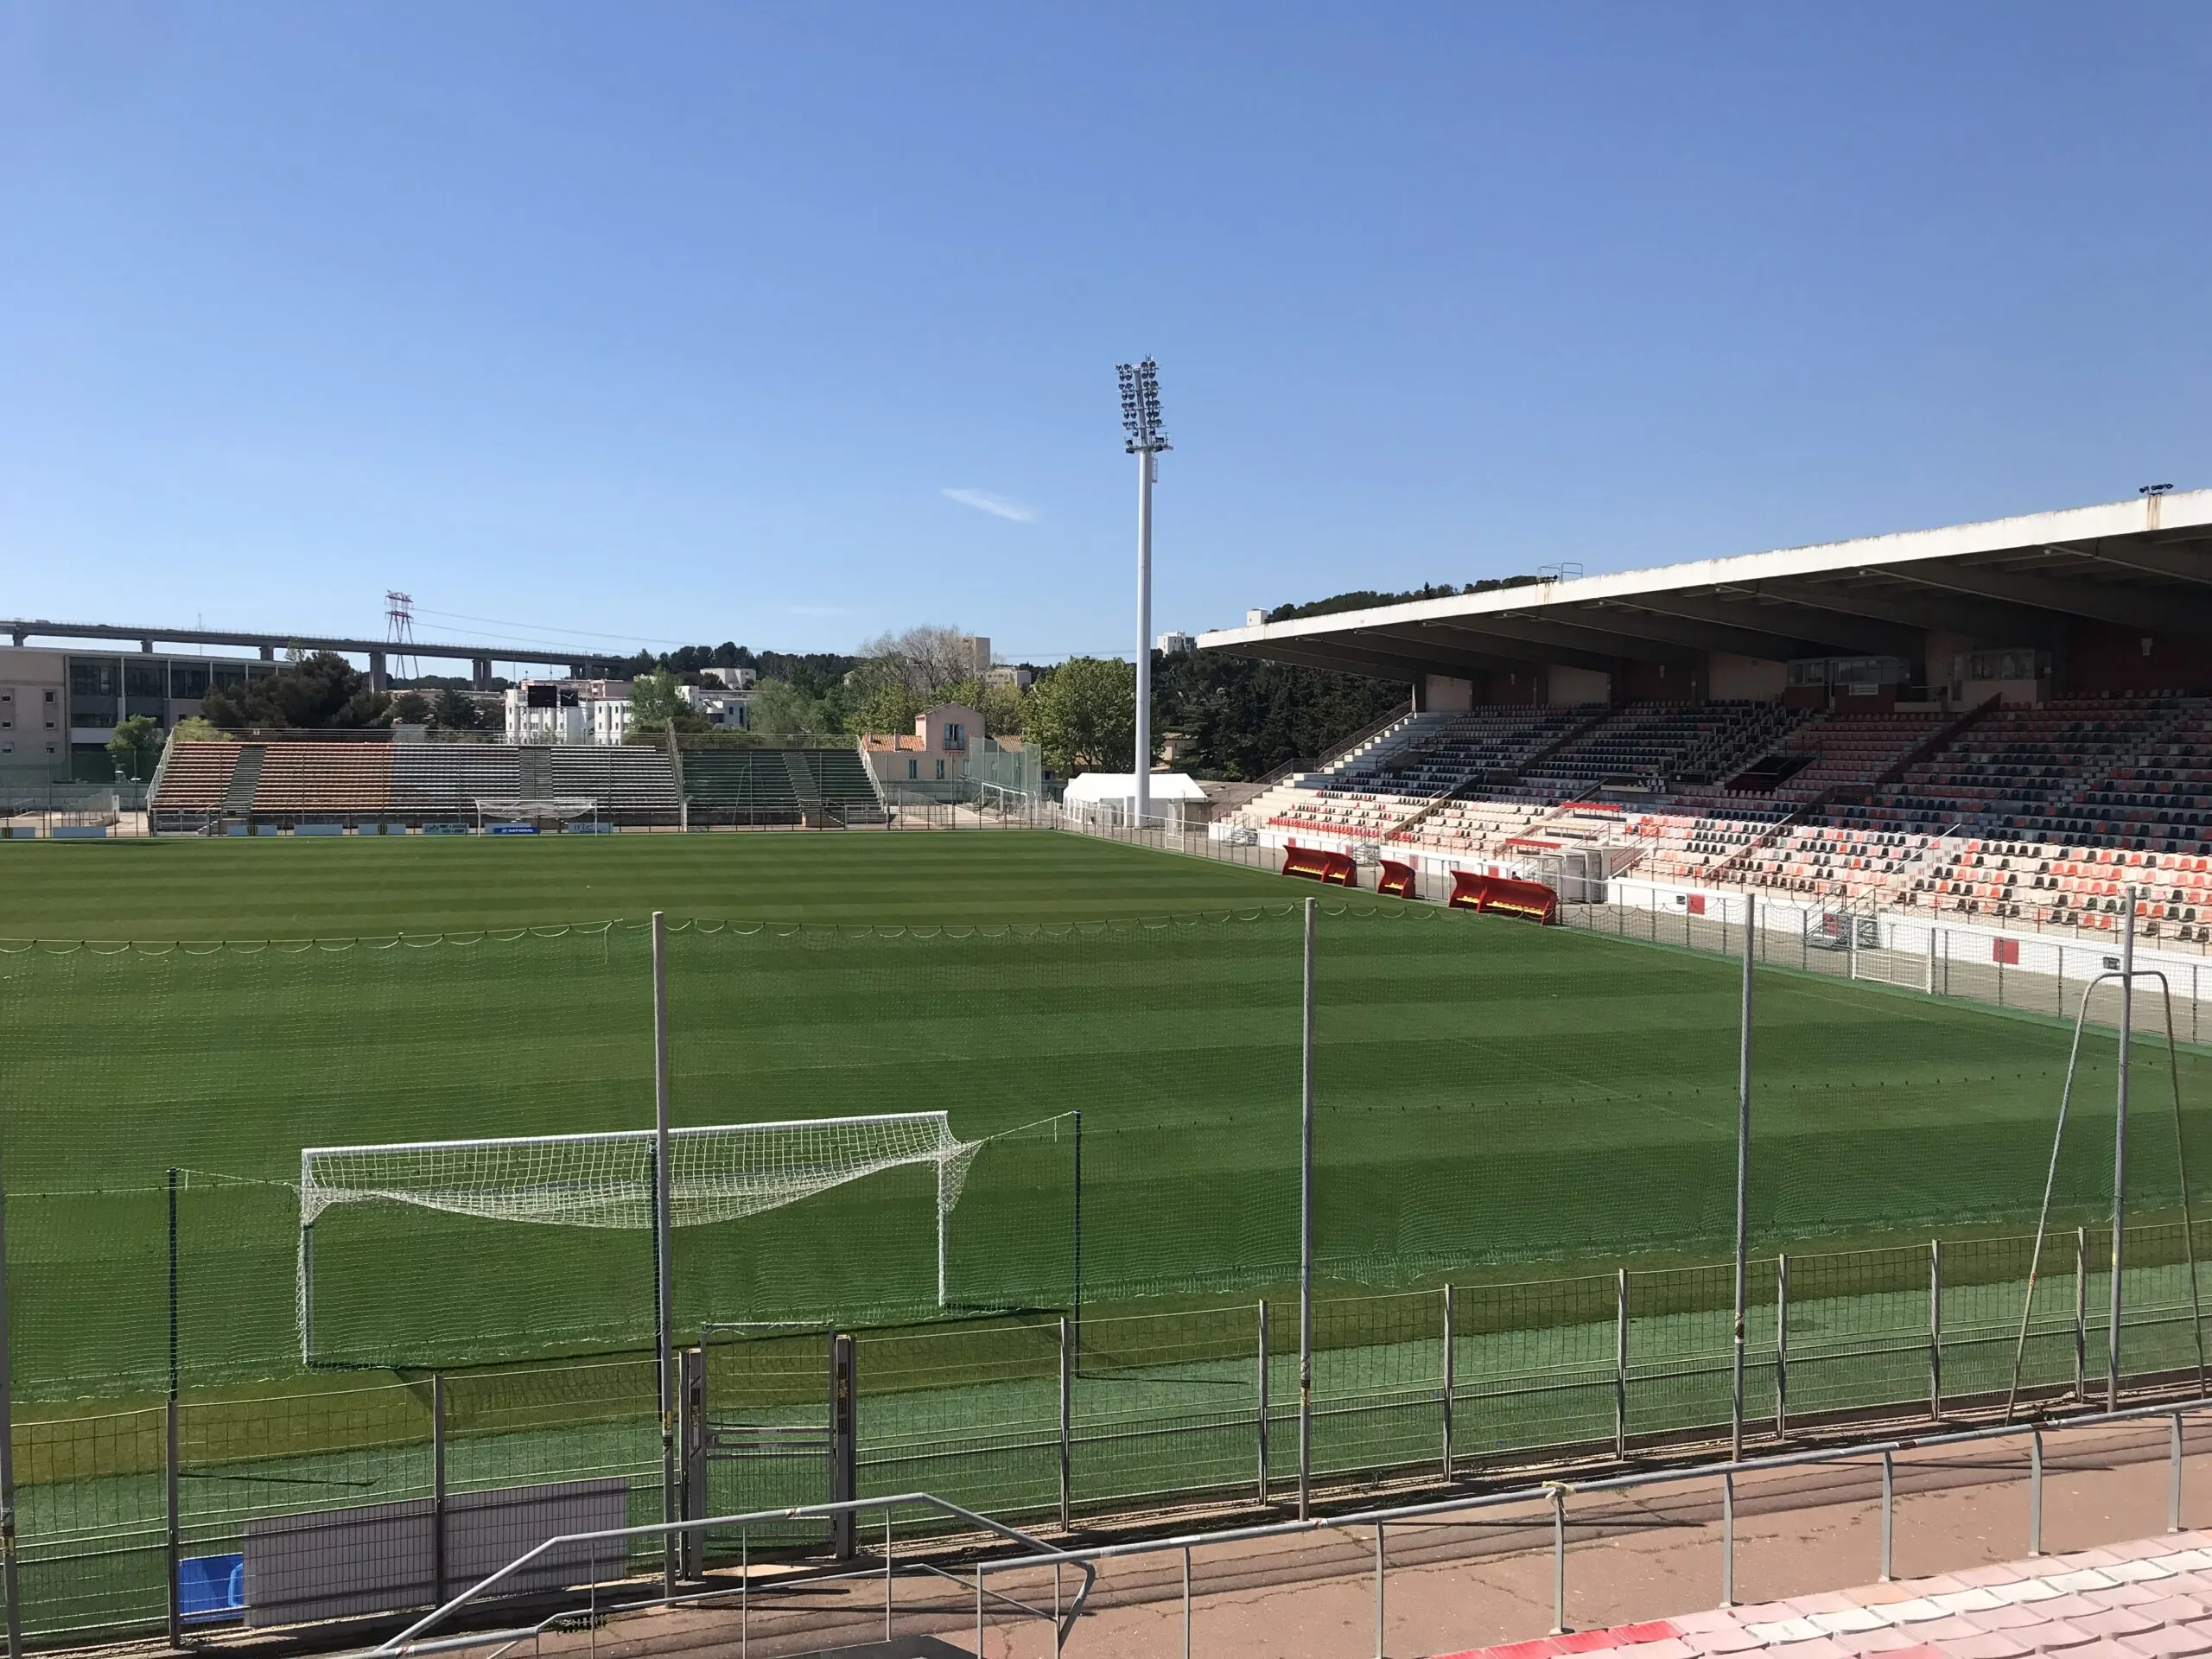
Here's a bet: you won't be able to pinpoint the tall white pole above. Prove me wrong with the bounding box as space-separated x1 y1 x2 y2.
651 912 677 1595
2110 887 2136 1409
1135 449 1154 832
1298 896 1316 1520
1732 893 1755 1459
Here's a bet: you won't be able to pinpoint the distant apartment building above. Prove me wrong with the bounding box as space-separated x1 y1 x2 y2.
504 679 634 745
678 683 749 729
0 643 282 783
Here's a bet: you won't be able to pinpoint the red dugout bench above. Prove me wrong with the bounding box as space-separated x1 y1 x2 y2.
1447 870 1560 923
1376 860 1418 899
1282 841 1358 887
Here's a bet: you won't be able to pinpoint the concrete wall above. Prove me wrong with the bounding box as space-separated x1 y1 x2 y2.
1548 665 1611 706
1709 653 1787 701
1421 674 1473 713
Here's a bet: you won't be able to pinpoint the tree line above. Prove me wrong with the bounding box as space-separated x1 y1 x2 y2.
157 587 1452 779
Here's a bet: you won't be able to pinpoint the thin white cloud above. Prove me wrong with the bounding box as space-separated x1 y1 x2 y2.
941 486 1037 523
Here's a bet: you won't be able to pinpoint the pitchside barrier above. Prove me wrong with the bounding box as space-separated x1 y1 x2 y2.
6 906 2212 1643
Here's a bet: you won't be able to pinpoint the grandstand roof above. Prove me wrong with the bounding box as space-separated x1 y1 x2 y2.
1198 490 2212 683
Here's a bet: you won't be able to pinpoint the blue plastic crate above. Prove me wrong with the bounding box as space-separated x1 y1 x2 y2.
177 1554 244 1622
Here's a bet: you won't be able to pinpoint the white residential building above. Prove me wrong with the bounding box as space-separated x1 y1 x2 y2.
504 679 634 745
678 684 749 729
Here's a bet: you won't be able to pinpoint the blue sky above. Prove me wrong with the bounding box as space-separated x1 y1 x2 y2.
3 3 2209 665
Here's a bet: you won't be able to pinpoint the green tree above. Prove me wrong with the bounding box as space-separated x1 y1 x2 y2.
1150 649 1408 780
844 671 927 737
629 670 683 727
978 679 1027 737
388 691 432 726
429 689 486 732
747 678 837 737
1026 657 1139 774
168 715 230 744
105 715 164 780
200 652 391 730
626 671 709 736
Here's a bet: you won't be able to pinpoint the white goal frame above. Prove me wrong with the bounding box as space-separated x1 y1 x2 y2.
296 1112 976 1363
471 796 601 829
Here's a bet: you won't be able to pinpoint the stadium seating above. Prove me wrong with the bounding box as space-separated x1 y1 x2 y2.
251 744 396 817
146 742 242 817
679 749 804 822
1234 694 2212 949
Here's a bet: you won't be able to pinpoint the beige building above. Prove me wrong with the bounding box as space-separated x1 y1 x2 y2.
861 702 1041 798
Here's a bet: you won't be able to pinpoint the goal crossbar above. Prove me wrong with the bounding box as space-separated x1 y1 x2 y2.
299 1113 978 1230
297 1114 981 1361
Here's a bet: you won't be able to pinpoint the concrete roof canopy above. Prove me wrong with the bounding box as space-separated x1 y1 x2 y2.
1196 491 2212 685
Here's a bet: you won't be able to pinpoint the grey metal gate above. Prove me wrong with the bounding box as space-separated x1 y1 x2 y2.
685 1330 855 1563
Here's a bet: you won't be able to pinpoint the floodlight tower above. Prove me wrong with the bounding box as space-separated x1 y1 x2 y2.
1117 359 1171 830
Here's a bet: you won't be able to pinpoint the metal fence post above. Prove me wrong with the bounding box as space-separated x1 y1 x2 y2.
2113 893 2139 1411
1299 897 1316 1521
1929 1239 1942 1421
1615 1268 1630 1460
164 1394 181 1649
1776 1253 1789 1439
432 1373 448 1604
1549 1485 1567 1634
1182 1544 1192 1659
2075 1226 2088 1400
1720 1470 1735 1608
1256 1300 1270 1504
1879 1448 1894 1580
650 911 677 1598
2030 1428 2044 1555
1440 1284 1455 1483
164 1166 181 1649
1373 1522 1386 1659
2172 1413 2185 1533
1732 893 1755 1461
1058 1317 1072 1529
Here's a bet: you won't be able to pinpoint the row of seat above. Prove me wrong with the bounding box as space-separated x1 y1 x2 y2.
149 741 881 826
1247 697 2212 947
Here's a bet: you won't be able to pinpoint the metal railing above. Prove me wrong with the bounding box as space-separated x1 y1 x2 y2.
977 1392 2212 1659
372 1491 1090 1658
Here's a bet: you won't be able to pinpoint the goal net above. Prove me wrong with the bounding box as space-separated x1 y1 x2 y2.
472 797 601 823
298 1114 980 1363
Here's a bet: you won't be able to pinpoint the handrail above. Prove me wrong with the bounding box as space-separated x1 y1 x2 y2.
986 1391 2211 1573
373 1490 1092 1656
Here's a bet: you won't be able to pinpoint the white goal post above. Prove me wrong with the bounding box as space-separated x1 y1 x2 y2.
471 796 601 826
296 1113 980 1361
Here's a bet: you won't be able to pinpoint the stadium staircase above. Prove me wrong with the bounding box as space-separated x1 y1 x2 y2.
784 750 826 826
222 745 264 815
517 745 555 798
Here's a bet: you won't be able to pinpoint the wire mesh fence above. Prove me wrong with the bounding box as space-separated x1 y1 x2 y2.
6 899 2212 1643
4 1224 2210 1646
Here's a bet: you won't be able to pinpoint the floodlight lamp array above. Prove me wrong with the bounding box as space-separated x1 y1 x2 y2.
1116 358 1171 454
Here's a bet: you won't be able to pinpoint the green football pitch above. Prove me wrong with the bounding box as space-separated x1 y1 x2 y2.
0 830 2201 1399
4 829 2212 1644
